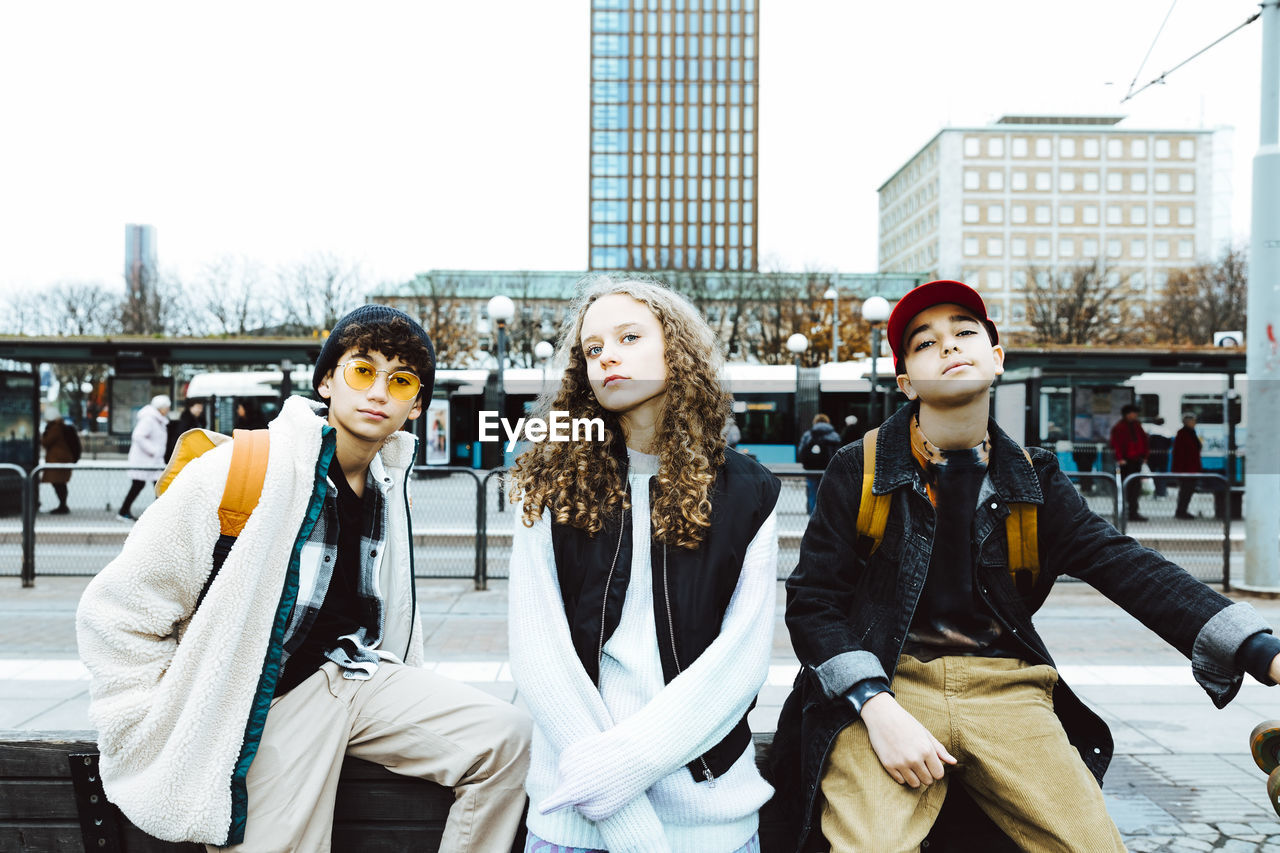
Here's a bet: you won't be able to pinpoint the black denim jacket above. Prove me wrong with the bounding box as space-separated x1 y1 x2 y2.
771 401 1270 852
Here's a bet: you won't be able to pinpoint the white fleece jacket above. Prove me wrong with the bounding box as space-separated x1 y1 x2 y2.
509 451 778 853
76 397 424 845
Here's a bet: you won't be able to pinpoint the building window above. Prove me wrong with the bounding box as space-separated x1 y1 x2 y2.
1012 171 1027 190
1035 172 1051 191
1155 139 1171 159
1012 137 1028 157
987 170 1004 190
1131 172 1147 192
988 137 1004 157
1154 172 1171 192
964 237 979 256
1106 172 1122 192
1059 171 1076 192
1130 206 1147 225
964 170 980 190
1083 138 1099 158
1107 239 1122 258
1013 270 1027 290
1178 238 1194 259
1178 139 1195 159
1059 205 1075 224
1178 205 1194 225
1035 205 1051 224
1035 138 1051 158
989 302 1004 321
987 238 1003 256
1132 238 1146 258
1059 238 1075 257
965 137 981 156
1155 205 1171 225
1107 205 1122 225
1132 138 1147 158
1155 239 1170 259
1082 205 1099 225
988 204 1004 223
1083 171 1099 191
1012 237 1027 257
1011 302 1027 323
1106 138 1123 158
1083 238 1098 257
1060 138 1076 158
1035 238 1051 257
1153 271 1168 289
1011 204 1027 223
1178 172 1194 192
1131 271 1145 290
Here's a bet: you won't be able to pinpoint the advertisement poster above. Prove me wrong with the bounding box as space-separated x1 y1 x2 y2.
425 398 450 465
109 377 174 436
0 371 36 468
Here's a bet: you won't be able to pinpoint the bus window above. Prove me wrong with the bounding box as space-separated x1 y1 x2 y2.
1179 394 1240 425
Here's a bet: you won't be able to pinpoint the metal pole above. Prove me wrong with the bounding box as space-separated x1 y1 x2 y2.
1244 0 1280 590
496 322 507 513
830 293 841 363
869 325 881 427
794 354 802 449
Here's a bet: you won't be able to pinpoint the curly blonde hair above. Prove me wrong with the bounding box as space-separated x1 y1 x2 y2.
509 275 731 548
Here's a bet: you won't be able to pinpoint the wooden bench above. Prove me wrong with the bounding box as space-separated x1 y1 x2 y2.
2 731 1006 852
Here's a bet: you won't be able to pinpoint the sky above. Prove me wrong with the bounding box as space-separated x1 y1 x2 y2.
0 1 1267 298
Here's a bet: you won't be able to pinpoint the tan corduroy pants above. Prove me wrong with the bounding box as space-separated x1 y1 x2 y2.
819 655 1125 853
210 661 531 853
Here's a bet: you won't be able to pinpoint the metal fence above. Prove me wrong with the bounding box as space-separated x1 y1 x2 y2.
1 463 1239 589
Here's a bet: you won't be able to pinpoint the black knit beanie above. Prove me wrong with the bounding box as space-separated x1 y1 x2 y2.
312 304 436 398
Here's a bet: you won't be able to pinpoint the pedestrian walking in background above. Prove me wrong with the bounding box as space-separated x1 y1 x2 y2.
724 413 742 449
1173 412 1204 520
839 414 865 446
117 395 170 521
798 413 842 514
165 399 206 461
41 408 79 515
1110 404 1149 522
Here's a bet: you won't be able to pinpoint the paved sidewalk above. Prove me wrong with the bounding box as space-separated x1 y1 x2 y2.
5 577 1280 850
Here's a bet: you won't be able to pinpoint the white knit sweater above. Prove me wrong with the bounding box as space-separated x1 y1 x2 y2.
509 450 777 853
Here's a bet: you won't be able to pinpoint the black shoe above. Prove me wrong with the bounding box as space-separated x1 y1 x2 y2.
49 505 70 515
1174 512 1194 520
116 511 136 522
1128 514 1149 522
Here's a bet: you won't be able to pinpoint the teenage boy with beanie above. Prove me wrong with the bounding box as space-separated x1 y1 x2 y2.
773 280 1280 851
77 305 531 852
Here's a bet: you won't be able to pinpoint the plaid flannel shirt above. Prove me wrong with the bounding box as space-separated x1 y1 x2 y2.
280 453 392 680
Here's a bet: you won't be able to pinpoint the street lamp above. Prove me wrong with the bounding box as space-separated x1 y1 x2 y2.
487 295 516 510
861 296 891 427
786 333 809 456
823 287 841 363
534 340 554 399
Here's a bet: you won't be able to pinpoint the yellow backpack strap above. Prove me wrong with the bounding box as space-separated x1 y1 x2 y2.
1005 448 1041 591
855 428 892 555
218 429 270 538
156 429 227 497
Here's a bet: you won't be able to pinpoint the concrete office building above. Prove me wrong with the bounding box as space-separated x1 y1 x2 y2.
588 0 759 272
877 116 1233 331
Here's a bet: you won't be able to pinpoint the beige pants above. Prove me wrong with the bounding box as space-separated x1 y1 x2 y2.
211 661 531 853
819 655 1125 853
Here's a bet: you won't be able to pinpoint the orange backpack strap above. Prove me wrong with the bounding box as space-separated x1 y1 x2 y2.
855 428 891 555
218 429 270 538
1005 448 1041 591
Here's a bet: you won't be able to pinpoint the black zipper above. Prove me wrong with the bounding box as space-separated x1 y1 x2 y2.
597 500 627 676
660 542 716 787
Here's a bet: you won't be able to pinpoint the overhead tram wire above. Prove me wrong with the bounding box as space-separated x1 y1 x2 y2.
1122 9 1263 103
1124 0 1180 102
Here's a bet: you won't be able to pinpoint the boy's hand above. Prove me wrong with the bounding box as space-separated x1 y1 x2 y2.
1269 652 1280 685
859 692 957 788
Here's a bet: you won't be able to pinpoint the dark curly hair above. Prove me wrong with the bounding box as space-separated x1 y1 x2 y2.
327 317 434 398
509 275 731 549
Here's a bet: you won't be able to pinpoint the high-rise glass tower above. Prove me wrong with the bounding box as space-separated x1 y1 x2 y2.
589 0 758 272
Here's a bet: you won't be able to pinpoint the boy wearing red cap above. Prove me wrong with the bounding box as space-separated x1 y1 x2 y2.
772 281 1280 851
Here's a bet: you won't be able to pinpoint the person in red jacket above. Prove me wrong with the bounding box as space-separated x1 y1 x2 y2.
1172 412 1204 520
1110 404 1149 521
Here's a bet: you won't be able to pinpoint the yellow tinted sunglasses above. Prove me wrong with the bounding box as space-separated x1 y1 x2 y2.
337 359 421 401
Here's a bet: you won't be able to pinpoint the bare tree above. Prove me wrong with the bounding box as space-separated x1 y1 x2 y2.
1024 262 1134 346
1148 245 1247 345
33 282 122 427
194 255 276 336
399 272 479 368
276 254 368 333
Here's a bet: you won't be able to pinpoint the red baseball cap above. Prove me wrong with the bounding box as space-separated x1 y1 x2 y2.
887 280 998 372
